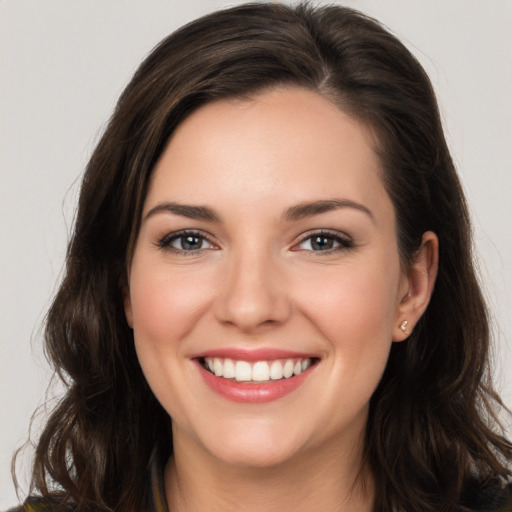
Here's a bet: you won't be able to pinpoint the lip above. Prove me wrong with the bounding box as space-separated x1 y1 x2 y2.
191 347 318 361
193 350 319 404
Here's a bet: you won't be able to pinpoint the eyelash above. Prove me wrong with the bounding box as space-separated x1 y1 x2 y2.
156 229 354 255
156 230 217 255
293 230 355 253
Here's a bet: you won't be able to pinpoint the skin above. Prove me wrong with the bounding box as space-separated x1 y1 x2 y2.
124 87 438 511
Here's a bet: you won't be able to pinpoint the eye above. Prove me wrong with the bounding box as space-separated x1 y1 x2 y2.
294 231 354 252
157 230 216 253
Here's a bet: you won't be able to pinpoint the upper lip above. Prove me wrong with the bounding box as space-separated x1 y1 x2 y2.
190 347 319 361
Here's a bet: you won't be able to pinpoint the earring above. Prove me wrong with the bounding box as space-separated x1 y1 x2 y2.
400 320 408 333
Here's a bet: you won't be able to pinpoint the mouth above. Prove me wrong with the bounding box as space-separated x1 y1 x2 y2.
194 352 319 403
201 356 316 382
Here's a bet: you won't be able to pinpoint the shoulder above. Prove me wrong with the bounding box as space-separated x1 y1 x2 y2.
460 478 512 512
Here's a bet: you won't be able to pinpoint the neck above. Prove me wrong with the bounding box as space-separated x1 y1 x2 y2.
164 430 374 512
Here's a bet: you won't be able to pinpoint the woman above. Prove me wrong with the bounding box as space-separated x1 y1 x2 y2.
10 3 512 511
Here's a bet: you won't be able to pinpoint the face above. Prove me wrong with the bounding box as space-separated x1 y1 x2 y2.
125 87 412 469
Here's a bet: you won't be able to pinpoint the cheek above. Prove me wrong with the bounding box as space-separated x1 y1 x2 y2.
295 257 401 380
127 261 215 392
300 260 399 333
127 260 216 421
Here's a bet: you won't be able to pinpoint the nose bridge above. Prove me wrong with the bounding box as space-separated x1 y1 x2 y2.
214 238 290 331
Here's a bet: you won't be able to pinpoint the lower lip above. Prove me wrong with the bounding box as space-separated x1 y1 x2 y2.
197 362 315 404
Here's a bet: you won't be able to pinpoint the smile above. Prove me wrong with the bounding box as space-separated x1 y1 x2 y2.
195 351 319 404
203 357 313 382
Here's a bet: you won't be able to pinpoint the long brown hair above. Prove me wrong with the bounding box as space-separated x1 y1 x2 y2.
15 3 511 511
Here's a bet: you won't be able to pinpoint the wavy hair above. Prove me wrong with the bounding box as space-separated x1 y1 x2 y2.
15 3 511 511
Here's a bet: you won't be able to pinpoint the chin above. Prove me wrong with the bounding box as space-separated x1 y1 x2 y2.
212 442 300 469
198 419 309 469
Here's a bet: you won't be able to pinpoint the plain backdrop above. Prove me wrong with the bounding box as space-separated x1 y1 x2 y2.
1 0 511 508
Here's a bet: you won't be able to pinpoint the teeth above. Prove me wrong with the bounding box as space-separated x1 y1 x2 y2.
235 361 252 382
223 358 235 379
252 361 270 381
270 360 284 380
213 357 223 377
203 357 313 382
283 359 294 378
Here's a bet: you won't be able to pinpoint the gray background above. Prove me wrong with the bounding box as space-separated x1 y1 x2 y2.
1 0 511 507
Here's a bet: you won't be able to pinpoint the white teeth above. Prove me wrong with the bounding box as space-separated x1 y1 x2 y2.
223 358 235 379
203 357 313 382
283 359 294 378
235 361 252 381
270 360 284 380
252 361 270 381
213 357 223 377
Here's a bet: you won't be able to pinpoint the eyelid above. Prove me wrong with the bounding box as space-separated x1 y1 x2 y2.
155 228 354 255
156 229 219 253
291 229 354 252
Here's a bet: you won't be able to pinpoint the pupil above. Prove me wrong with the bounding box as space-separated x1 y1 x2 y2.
182 235 201 250
312 236 333 250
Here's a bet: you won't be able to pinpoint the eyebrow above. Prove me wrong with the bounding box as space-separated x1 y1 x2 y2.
144 198 374 224
144 202 221 222
283 199 375 223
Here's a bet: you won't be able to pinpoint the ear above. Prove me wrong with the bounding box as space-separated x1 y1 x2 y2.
123 286 134 328
392 231 438 341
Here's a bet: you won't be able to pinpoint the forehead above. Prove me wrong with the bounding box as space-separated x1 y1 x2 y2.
145 87 389 219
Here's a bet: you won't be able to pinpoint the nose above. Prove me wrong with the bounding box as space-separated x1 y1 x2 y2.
213 247 292 333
